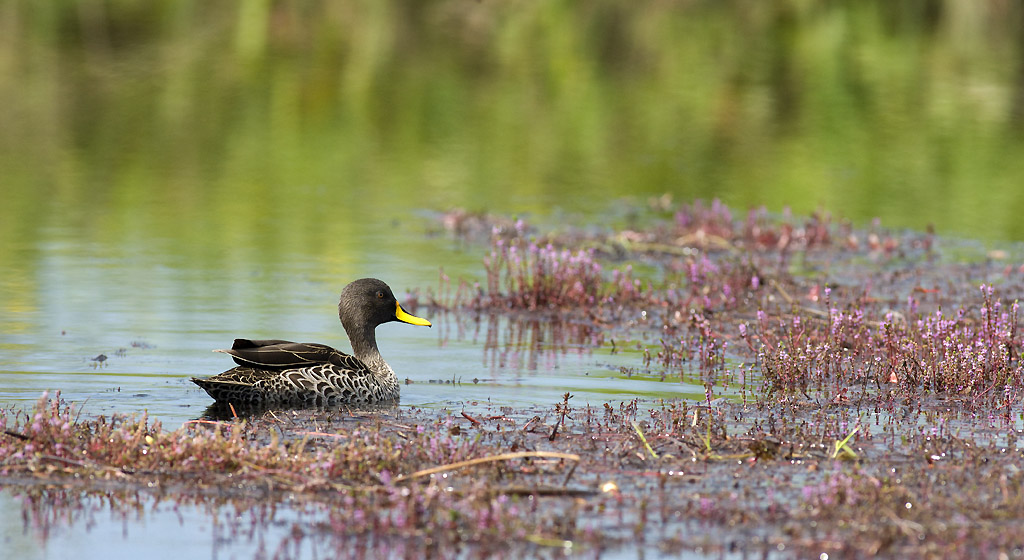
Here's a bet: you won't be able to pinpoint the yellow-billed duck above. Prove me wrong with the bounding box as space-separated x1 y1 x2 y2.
192 278 431 407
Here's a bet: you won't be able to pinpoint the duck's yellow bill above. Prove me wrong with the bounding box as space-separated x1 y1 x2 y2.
396 302 432 327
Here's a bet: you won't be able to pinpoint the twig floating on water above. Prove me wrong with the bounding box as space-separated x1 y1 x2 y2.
395 451 581 483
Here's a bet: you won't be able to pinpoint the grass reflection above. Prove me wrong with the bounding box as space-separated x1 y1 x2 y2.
3 0 1024 253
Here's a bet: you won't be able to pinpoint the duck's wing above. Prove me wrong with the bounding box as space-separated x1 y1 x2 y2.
216 338 344 369
326 351 369 371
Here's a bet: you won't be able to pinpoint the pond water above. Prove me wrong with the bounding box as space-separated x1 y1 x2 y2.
0 222 708 431
3 1 1024 558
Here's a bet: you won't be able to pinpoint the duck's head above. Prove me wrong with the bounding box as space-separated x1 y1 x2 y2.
338 278 431 333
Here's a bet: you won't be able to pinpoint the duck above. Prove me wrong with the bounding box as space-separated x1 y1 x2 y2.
191 278 431 407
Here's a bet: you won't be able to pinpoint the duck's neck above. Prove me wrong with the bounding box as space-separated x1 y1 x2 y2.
346 324 377 363
346 325 392 373
343 324 400 401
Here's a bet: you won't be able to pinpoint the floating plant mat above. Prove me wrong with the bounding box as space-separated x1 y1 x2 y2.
6 199 1024 558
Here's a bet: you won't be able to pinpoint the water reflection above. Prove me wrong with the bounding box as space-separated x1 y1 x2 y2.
4 2 1024 244
480 313 602 373
198 400 400 422
4 487 329 560
416 309 710 408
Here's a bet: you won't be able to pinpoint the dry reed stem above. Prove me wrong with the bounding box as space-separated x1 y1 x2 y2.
395 451 581 483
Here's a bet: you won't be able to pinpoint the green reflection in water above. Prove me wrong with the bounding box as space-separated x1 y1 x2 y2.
3 1 1024 254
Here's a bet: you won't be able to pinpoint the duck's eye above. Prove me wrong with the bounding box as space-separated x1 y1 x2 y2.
376 291 384 299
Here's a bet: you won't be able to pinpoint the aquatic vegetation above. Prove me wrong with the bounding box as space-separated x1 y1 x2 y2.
428 199 924 319
9 383 1024 558
0 393 597 556
423 199 1022 417
750 282 1022 411
481 239 606 310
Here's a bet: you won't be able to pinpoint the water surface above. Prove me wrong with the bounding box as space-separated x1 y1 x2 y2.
3 1 1024 558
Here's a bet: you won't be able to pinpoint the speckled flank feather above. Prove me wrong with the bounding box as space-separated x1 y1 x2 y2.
190 278 430 407
192 361 400 407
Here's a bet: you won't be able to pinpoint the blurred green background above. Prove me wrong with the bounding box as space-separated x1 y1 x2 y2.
3 0 1024 296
